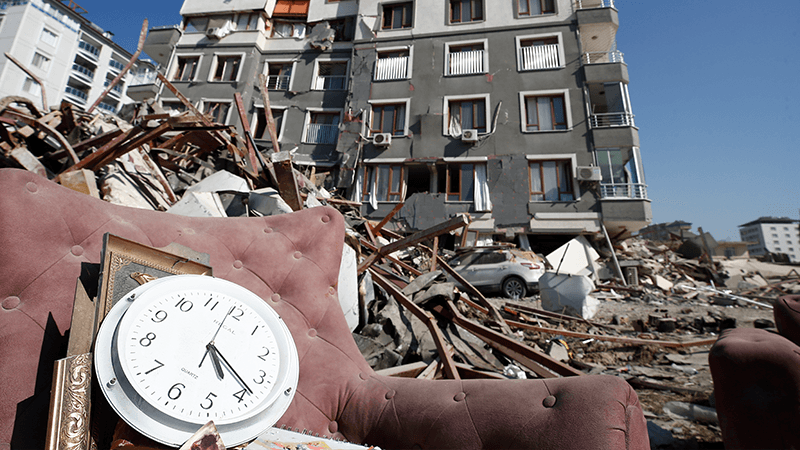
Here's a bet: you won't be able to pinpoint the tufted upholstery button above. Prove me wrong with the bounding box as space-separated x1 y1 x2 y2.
543 395 557 408
25 182 37 193
454 392 466 402
328 421 338 433
233 260 243 269
264 227 272 233
321 215 330 223
328 287 336 295
385 390 395 400
70 245 84 256
359 372 368 380
293 251 302 260
308 329 317 338
271 293 280 303
2 296 20 311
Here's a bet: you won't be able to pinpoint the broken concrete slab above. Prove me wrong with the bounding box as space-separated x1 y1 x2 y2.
338 243 360 332
539 272 599 320
545 235 601 278
401 270 444 297
167 191 227 217
249 188 293 216
185 169 249 194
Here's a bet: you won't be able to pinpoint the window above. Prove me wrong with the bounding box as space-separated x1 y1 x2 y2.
265 62 293 90
521 94 567 131
360 164 405 203
449 0 483 23
304 111 340 144
203 101 230 124
31 52 50 71
40 28 58 47
236 13 260 31
313 61 348 90
253 107 286 141
444 163 475 202
773 234 778 237
382 2 413 30
446 95 488 135
594 148 646 199
517 35 562 71
22 78 40 96
374 48 411 81
517 0 554 16
210 55 242 82
370 102 407 136
445 41 486 76
325 18 353 42
272 21 306 38
173 56 200 81
529 160 574 202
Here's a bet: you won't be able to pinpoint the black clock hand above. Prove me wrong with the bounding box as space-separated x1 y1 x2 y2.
199 306 235 369
209 343 253 394
206 343 224 380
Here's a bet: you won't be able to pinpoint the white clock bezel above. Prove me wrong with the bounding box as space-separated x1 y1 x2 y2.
94 275 299 447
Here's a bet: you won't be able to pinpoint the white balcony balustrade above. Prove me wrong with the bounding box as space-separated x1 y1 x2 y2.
600 183 647 200
590 112 634 127
129 71 158 87
374 56 409 81
446 50 484 76
304 124 338 145
583 50 624 64
64 86 87 104
267 75 291 90
519 44 560 70
71 64 95 82
574 0 614 9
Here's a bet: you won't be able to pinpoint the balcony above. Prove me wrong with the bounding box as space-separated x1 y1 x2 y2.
109 59 125 73
590 112 634 128
71 64 95 84
583 50 624 65
600 183 647 200
267 75 291 90
64 86 87 105
313 76 347 90
97 102 117 114
104 80 124 98
303 124 338 145
77 41 100 62
374 55 409 81
129 71 157 87
445 50 484 76
126 72 159 102
519 44 560 71
574 0 614 9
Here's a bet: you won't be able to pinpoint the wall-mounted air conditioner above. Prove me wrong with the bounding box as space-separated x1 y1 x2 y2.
461 129 479 143
206 28 221 39
373 133 392 147
576 166 603 181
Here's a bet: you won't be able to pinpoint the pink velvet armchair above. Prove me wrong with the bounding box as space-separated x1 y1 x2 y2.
0 168 649 450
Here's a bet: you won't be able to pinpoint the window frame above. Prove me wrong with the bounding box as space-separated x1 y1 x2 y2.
374 45 413 81
235 12 262 31
444 38 488 76
31 51 51 72
271 20 307 38
515 32 565 71
311 58 350 91
22 77 41 97
381 1 414 30
515 0 556 18
201 99 233 124
518 89 572 133
443 93 491 136
171 53 203 82
208 53 245 83
302 108 343 145
360 163 406 203
445 162 476 202
526 155 577 202
262 60 296 91
368 98 411 137
448 0 484 25
40 27 59 47
251 105 288 142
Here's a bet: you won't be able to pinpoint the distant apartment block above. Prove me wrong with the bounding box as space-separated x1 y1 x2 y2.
739 217 800 263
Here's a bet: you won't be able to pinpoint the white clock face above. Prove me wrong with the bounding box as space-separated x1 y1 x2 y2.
95 275 299 447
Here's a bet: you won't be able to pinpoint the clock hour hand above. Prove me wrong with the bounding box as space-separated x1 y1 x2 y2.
209 343 253 394
206 343 224 380
199 306 235 369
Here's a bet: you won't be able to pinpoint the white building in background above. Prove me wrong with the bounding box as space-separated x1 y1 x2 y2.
739 217 800 263
0 0 154 114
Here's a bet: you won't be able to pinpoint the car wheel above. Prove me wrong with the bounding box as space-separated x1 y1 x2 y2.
502 276 527 299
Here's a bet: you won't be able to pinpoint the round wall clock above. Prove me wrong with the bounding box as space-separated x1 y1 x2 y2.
94 275 299 447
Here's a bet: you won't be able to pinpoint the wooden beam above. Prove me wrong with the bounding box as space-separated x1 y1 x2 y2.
4 52 47 111
372 202 405 236
232 92 259 177
360 239 422 277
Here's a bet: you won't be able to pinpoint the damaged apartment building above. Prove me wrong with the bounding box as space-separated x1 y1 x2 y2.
143 0 651 250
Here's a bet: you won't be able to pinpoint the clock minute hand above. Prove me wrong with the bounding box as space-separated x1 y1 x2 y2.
199 305 236 369
209 343 253 394
206 343 224 380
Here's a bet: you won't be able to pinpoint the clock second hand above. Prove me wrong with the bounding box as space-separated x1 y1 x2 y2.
199 305 236 371
208 343 253 394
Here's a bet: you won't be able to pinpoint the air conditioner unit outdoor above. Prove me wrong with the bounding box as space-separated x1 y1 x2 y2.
576 166 603 181
373 133 392 147
205 28 221 38
461 129 479 143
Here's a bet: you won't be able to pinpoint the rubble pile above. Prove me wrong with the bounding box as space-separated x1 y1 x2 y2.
3 94 798 449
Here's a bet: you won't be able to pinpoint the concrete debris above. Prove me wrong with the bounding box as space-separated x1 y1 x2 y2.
539 272 599 319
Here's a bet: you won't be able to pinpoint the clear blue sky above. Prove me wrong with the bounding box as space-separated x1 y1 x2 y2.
75 0 800 241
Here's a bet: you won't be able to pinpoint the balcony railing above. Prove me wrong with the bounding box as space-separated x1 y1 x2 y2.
374 55 409 81
109 59 125 72
519 44 560 71
583 51 624 64
313 75 347 90
590 112 634 127
267 75 291 90
303 124 338 145
600 183 647 200
129 71 158 87
574 0 614 9
103 80 123 96
64 86 87 104
78 41 100 60
446 50 484 76
72 63 94 79
97 102 117 113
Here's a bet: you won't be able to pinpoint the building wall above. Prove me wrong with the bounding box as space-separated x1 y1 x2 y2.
740 222 800 262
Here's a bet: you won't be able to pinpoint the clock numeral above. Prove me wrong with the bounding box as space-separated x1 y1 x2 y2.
175 298 193 312
230 307 244 321
252 325 259 336
144 359 164 374
204 298 218 310
253 370 267 385
139 332 157 347
151 310 168 323
233 388 249 403
168 383 185 400
257 347 270 361
200 392 217 410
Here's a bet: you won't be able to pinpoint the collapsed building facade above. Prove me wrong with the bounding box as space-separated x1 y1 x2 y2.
142 0 651 249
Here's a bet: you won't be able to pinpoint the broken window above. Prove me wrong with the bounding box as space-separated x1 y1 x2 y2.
360 164 405 204
370 103 406 136
523 94 566 131
211 55 242 82
382 2 413 30
272 21 306 38
254 107 285 141
325 18 353 42
450 0 483 23
173 56 199 82
184 17 208 33
518 36 560 70
448 98 487 135
445 41 486 76
203 102 230 124
304 111 340 144
31 52 50 71
517 0 554 16
266 62 293 90
313 61 348 90
374 48 410 81
529 160 574 202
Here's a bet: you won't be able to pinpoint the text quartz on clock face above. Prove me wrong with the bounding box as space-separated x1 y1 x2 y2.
121 289 281 425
